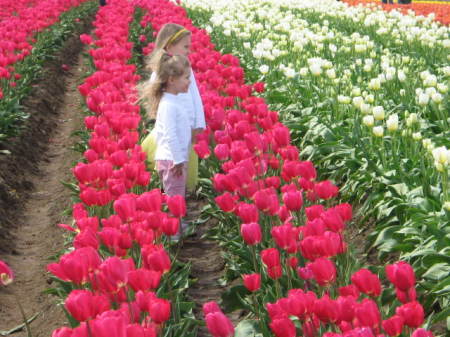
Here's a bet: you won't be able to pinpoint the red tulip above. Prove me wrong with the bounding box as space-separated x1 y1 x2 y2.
395 287 417 304
321 208 345 232
194 140 211 159
205 311 235 337
240 222 262 245
161 217 180 236
236 202 259 222
385 261 415 291
314 180 339 200
355 298 381 330
65 290 110 322
339 284 360 299
382 315 404 337
137 189 162 212
166 195 186 217
351 269 382 297
47 247 101 285
337 295 357 322
253 82 265 93
283 190 303 211
127 269 161 292
395 301 424 328
215 192 238 212
261 248 281 268
308 258 337 286
214 144 230 160
334 203 352 222
203 301 221 315
242 273 261 292
269 317 296 337
142 245 171 274
0 260 14 286
271 223 297 252
268 265 283 280
149 298 171 324
411 328 434 337
314 294 339 323
305 204 325 220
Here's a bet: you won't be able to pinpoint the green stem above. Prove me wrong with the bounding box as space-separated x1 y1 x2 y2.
14 294 32 337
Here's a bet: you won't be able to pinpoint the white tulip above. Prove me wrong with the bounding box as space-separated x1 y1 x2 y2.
366 94 375 103
400 89 406 96
353 96 364 109
372 106 385 120
432 146 449 165
326 69 336 79
338 95 351 104
412 132 422 141
386 114 399 131
437 83 448 93
259 64 269 74
299 68 308 77
417 92 430 106
363 115 375 127
398 71 406 82
360 103 372 115
431 93 443 104
310 64 322 76
372 126 384 137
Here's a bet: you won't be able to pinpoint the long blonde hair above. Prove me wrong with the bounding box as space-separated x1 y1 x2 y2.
144 23 191 74
139 53 190 118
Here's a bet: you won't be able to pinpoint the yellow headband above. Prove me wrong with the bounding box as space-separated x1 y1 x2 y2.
166 28 189 47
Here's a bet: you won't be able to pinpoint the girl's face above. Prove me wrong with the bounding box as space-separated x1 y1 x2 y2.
167 69 191 95
166 34 191 58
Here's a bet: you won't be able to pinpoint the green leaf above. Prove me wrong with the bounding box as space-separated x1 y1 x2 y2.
220 285 250 313
422 263 450 281
431 306 450 325
234 319 263 337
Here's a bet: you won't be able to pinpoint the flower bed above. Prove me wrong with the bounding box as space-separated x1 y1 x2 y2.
0 0 95 142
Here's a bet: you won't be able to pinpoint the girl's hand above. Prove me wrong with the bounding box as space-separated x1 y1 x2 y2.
171 163 184 177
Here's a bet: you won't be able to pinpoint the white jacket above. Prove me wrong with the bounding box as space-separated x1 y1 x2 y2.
154 93 191 164
150 68 205 130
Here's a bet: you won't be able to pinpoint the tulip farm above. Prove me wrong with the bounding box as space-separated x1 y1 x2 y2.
0 0 449 336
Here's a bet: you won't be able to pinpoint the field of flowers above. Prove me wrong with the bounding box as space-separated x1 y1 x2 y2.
181 0 450 319
0 0 449 336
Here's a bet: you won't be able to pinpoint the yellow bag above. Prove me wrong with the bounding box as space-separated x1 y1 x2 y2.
141 130 157 170
141 129 198 192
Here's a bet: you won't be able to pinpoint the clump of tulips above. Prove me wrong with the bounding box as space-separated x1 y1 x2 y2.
139 1 439 336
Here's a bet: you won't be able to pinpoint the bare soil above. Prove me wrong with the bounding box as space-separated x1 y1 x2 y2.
0 24 92 335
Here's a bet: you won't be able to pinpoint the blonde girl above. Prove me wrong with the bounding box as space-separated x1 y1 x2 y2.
140 53 191 200
141 23 205 193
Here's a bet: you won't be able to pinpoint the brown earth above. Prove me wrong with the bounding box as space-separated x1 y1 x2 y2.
0 26 92 335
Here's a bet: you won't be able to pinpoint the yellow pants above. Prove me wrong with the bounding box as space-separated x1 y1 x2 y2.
141 130 198 193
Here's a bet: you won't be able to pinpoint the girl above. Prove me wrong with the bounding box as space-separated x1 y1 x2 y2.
141 23 205 194
140 53 192 199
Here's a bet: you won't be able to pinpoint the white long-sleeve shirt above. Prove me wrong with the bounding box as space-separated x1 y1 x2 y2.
150 68 205 130
154 93 191 164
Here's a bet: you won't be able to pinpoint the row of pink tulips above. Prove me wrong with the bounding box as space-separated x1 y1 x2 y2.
0 0 37 21
48 0 189 336
138 1 438 336
0 0 89 99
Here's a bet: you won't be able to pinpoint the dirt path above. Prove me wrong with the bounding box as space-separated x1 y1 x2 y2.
0 47 89 336
180 200 240 336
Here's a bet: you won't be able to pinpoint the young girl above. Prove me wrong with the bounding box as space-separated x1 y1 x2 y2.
141 23 205 193
140 52 192 200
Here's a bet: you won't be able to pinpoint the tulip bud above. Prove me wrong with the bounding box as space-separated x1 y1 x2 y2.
382 315 404 337
385 261 415 291
205 311 235 337
240 222 262 245
242 273 261 292
411 328 434 337
269 317 296 337
396 301 424 328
